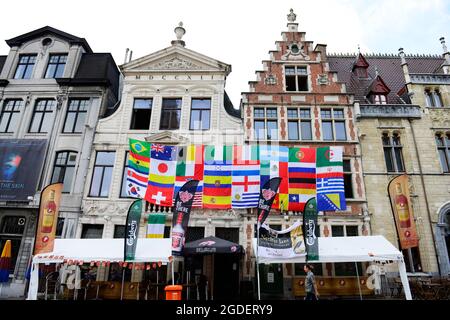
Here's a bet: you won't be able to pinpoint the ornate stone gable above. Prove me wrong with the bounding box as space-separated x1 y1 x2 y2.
146 55 203 70
144 131 190 144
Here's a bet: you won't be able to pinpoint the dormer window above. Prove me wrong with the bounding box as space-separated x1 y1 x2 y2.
372 94 387 104
355 67 367 78
45 54 67 78
14 54 37 79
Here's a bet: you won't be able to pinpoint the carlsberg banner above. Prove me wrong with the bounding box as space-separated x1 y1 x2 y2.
124 199 142 261
303 197 319 261
257 221 306 259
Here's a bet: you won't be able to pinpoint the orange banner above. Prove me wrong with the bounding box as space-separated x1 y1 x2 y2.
388 175 419 249
34 183 63 255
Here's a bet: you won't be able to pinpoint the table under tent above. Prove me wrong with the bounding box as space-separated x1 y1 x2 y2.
27 238 173 300
253 235 413 300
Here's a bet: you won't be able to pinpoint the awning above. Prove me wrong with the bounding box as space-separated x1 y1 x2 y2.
33 238 172 263
183 236 244 255
253 235 403 264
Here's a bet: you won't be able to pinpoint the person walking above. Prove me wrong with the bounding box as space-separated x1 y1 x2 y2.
304 264 319 300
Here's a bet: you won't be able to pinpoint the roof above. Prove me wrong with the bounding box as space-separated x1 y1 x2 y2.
224 91 241 118
253 235 402 264
56 53 120 97
328 53 446 104
0 55 6 75
32 238 172 263
5 26 92 53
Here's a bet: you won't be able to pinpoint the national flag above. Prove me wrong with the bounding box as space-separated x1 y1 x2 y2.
147 213 166 238
127 139 150 199
316 146 346 211
203 145 232 209
174 145 204 207
260 145 289 211
232 145 260 208
145 144 177 207
288 147 316 212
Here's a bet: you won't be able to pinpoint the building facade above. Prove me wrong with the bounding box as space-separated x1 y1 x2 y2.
0 26 119 297
328 39 450 276
241 10 370 298
78 23 244 297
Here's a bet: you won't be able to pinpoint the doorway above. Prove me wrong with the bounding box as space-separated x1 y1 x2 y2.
213 254 240 300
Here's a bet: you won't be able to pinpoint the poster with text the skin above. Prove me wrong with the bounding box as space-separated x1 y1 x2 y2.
0 139 47 201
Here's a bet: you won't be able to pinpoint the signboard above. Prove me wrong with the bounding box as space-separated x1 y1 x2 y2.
124 199 142 261
303 198 319 261
0 139 47 201
258 221 306 259
34 183 63 255
388 175 419 249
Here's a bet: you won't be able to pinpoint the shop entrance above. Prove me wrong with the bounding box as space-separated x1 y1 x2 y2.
213 254 240 300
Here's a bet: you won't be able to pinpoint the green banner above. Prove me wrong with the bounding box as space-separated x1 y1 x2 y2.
303 198 319 261
124 199 142 261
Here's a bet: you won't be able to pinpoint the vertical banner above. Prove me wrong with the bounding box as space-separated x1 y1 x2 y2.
257 177 282 225
388 175 419 249
34 183 63 255
303 197 319 261
124 199 142 261
172 180 199 256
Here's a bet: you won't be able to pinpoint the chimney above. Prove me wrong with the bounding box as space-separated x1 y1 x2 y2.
398 47 411 83
440 37 450 74
128 50 133 62
124 48 129 64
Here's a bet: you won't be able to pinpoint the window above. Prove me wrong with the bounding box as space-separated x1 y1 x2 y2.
285 66 308 91
382 133 405 173
253 107 278 140
51 151 77 193
130 98 152 130
402 247 422 273
215 227 239 243
89 151 115 197
63 99 89 133
81 224 104 238
425 89 443 107
0 216 26 272
160 98 182 130
120 152 130 198
436 133 450 173
55 217 65 238
190 98 211 130
113 225 126 238
185 227 204 242
331 225 344 237
45 54 67 78
372 94 387 105
0 99 22 133
29 99 55 133
14 54 36 79
287 108 312 141
321 108 346 141
343 160 354 199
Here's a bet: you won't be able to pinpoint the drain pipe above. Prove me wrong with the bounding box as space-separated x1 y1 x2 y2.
408 118 441 275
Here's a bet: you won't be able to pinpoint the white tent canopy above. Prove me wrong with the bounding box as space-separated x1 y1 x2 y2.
27 238 172 300
253 235 412 300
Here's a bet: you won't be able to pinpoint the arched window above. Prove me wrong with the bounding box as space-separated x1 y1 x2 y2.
435 133 450 173
382 132 405 173
51 151 77 193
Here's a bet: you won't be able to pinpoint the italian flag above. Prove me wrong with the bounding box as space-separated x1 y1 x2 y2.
146 213 166 238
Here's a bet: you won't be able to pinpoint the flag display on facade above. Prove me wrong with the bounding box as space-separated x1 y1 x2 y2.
260 145 289 211
146 213 166 238
232 145 260 208
145 144 177 207
203 145 232 209
175 145 204 207
316 146 346 211
288 147 316 212
127 139 151 199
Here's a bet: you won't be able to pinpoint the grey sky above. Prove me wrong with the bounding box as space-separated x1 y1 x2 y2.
1 0 449 108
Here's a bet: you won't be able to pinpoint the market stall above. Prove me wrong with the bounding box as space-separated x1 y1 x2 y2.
27 238 172 300
252 235 413 300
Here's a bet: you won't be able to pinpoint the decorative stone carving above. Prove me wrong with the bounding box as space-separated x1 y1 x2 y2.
264 74 277 85
318 74 328 85
147 56 202 70
429 108 450 127
281 42 310 61
358 104 421 119
56 87 68 109
287 8 297 22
